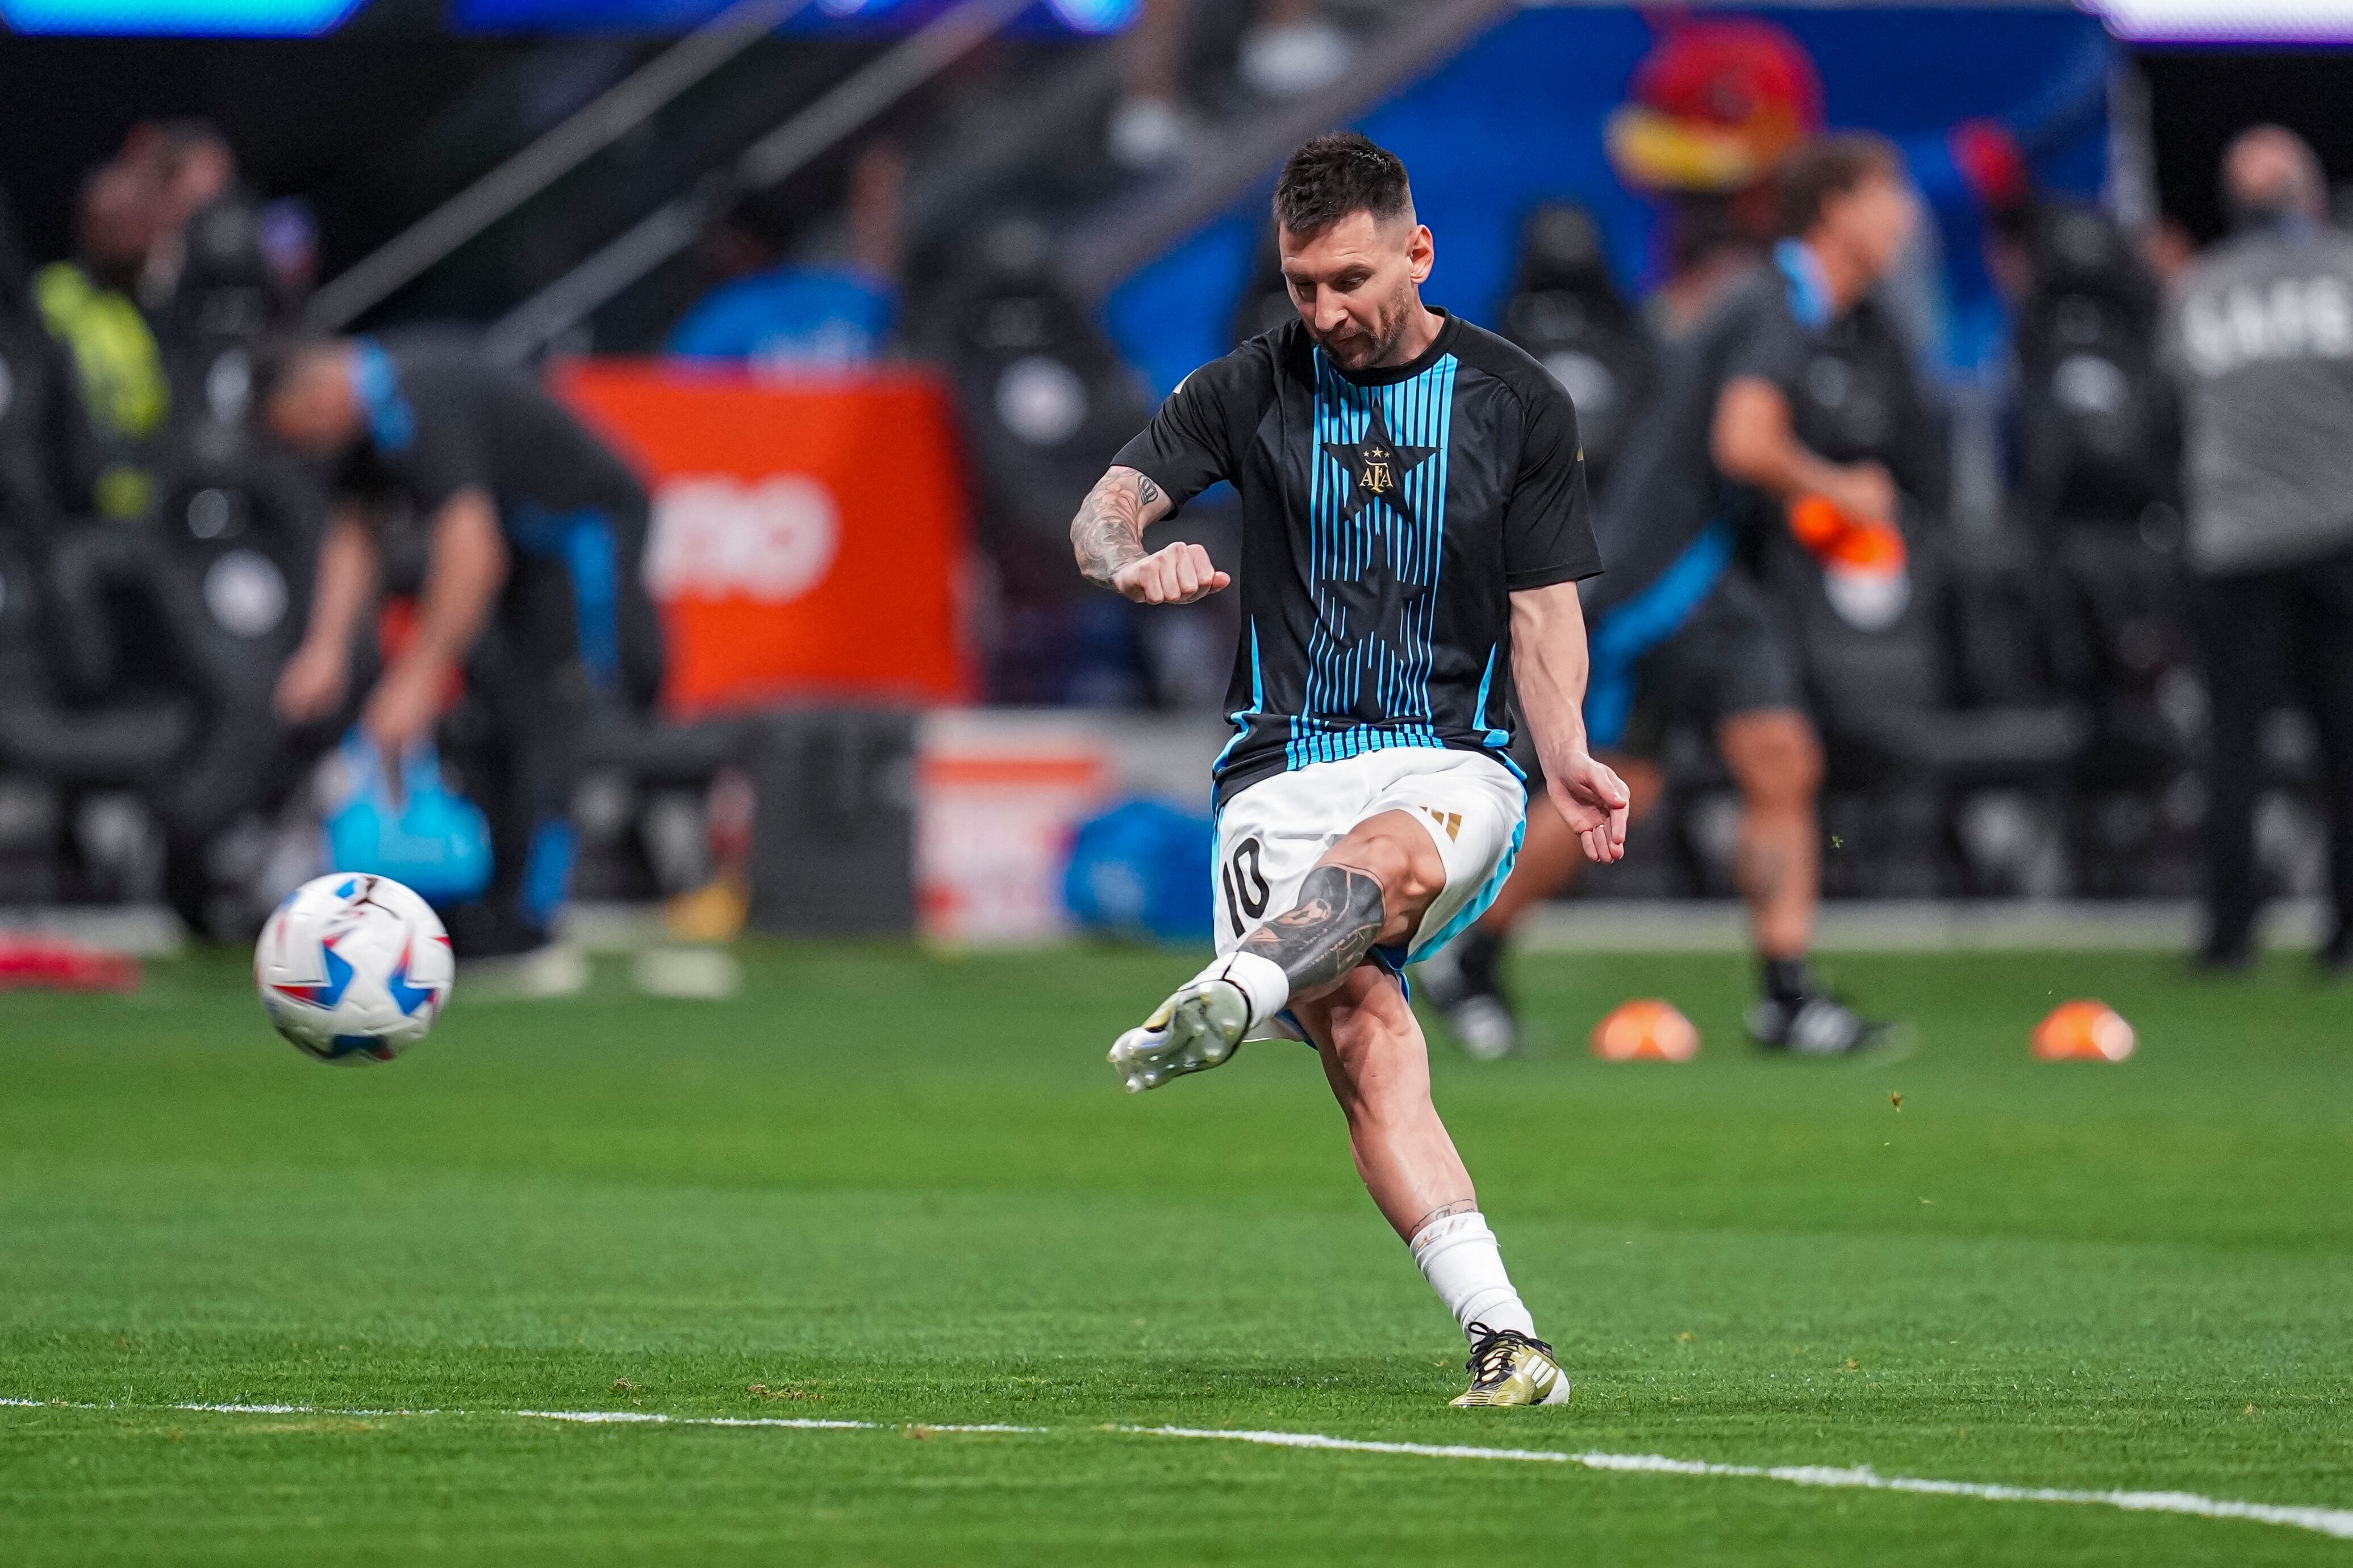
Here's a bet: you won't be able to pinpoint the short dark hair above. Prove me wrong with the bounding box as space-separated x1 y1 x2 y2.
1274 132 1413 240
1776 133 1903 239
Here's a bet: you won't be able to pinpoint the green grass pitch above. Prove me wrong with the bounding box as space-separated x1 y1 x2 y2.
3 941 2351 1564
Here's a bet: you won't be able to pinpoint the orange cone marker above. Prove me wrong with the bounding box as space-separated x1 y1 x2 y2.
2033 1000 2135 1061
1592 999 1700 1061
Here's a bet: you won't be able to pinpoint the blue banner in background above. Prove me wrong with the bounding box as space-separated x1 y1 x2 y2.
1104 5 2114 395
0 0 365 32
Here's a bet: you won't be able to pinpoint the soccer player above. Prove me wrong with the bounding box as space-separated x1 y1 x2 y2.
1426 133 1917 1057
262 334 664 980
1073 133 1630 1407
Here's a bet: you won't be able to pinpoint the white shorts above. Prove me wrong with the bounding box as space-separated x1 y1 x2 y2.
1212 746 1526 980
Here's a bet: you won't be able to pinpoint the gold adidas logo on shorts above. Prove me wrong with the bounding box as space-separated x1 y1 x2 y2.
1426 808 1462 841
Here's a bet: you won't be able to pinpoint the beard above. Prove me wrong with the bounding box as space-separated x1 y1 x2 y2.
1305 287 1415 371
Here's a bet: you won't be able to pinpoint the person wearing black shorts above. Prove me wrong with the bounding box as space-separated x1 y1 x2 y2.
1421 135 1916 1056
263 334 664 983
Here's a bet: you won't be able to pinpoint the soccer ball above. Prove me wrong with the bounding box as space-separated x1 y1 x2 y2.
256 873 454 1063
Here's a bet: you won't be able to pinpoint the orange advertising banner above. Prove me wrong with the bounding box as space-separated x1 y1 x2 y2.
553 360 973 718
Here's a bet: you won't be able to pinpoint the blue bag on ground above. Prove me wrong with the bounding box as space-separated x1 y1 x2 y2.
1063 798 1214 943
322 731 494 908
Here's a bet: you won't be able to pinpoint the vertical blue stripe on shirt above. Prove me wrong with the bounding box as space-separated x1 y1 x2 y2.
1291 349 1456 773
1213 618 1266 785
1474 643 1507 748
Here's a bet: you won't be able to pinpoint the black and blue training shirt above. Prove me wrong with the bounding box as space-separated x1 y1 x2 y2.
1113 309 1601 807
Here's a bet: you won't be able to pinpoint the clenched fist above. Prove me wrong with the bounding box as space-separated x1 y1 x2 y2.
1111 541 1231 605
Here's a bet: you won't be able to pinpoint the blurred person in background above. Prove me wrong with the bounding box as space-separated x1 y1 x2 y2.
1428 135 1916 1058
668 141 906 372
0 186 98 529
262 335 664 985
1605 16 1823 338
120 120 240 313
36 161 169 522
2166 126 2353 973
1417 19 1822 1056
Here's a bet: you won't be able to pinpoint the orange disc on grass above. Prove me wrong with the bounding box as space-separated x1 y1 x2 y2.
2033 1000 2135 1061
1592 999 1700 1061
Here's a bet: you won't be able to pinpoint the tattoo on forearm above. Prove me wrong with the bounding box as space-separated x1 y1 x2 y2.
1240 864 1387 999
1407 1199 1479 1238
1071 472 1154 588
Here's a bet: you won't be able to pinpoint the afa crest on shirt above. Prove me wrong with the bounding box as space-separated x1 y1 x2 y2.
1324 403 1438 524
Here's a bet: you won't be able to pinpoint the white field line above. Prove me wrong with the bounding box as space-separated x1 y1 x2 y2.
519 1409 1038 1433
1125 1425 2353 1541
1 1397 1034 1435
5 1398 2348 1541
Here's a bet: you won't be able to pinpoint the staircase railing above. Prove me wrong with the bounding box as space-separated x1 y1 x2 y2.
306 0 819 332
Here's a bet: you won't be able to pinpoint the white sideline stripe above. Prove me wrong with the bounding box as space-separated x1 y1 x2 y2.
7 1398 2348 1541
1124 1426 2353 1541
520 1410 1037 1433
2 1398 434 1416
0 1397 1033 1436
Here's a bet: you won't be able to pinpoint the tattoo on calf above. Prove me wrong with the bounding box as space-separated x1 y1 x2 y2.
1407 1199 1479 1239
1240 864 1388 997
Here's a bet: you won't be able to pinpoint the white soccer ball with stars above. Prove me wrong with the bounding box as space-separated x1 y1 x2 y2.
255 873 454 1063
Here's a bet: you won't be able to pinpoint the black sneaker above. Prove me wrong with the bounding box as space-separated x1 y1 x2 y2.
441 900 550 961
1747 992 1891 1055
1417 929 1520 1061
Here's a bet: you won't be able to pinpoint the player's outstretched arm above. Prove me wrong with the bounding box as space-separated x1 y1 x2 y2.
1509 581 1629 864
1071 465 1229 605
275 507 379 724
360 486 510 758
1712 377 1897 526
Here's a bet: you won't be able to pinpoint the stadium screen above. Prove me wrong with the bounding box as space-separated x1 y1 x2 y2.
2091 0 2353 40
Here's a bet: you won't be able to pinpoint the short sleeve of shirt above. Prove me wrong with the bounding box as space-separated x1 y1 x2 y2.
1722 291 1813 397
1502 378 1604 590
390 420 491 516
1111 343 1266 510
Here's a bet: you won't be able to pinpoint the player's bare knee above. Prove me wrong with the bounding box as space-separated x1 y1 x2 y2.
1620 756 1667 818
1726 715 1822 809
1324 821 1443 917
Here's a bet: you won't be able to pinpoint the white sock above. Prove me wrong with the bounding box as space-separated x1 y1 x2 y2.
1409 1210 1537 1343
1187 950 1289 1031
